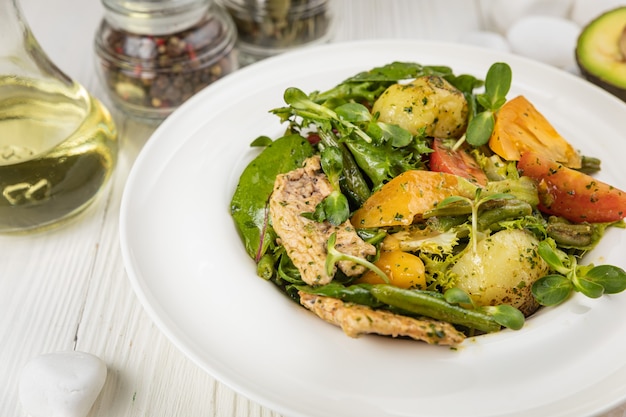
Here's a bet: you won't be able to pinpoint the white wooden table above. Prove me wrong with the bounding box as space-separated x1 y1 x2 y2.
2 1 625 416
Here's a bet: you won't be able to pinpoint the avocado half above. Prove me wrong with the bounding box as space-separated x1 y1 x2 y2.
576 7 626 101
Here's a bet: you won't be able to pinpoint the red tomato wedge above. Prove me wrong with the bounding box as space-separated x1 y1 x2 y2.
429 138 488 185
517 152 626 223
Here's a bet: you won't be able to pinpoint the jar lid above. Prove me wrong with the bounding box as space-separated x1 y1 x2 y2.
102 0 211 35
221 0 329 18
95 5 236 69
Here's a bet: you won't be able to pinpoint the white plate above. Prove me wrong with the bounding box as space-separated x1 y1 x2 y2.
120 40 626 417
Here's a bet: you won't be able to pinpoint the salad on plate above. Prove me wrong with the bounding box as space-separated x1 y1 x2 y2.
230 61 626 347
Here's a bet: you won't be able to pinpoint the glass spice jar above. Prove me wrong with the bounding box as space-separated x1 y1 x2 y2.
94 0 238 121
219 0 334 66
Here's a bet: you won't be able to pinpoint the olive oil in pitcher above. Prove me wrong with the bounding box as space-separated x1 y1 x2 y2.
0 77 117 232
0 0 118 233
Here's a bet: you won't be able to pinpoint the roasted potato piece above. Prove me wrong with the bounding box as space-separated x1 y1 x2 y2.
372 75 468 138
451 229 550 316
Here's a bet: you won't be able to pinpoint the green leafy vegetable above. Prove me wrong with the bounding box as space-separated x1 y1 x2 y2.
310 62 468 105
391 226 462 256
465 111 495 147
273 85 431 191
530 275 573 306
479 62 512 109
316 129 371 207
250 135 273 147
280 87 372 143
480 305 525 330
463 62 512 147
532 239 626 305
303 146 350 226
343 133 429 189
230 134 314 261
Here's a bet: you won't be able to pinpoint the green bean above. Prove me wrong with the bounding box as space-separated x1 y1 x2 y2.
256 253 275 280
477 199 533 230
370 285 501 333
423 198 531 229
296 283 383 308
426 214 470 232
482 176 539 207
546 221 595 248
577 155 601 174
423 201 472 219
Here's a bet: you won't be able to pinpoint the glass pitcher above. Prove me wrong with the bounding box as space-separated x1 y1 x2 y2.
0 0 118 233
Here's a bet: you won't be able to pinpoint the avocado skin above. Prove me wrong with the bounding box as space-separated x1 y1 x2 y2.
577 59 626 102
575 7 626 102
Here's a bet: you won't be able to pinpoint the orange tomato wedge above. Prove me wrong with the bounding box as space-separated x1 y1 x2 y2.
356 250 426 289
518 152 626 223
489 95 582 169
350 170 476 228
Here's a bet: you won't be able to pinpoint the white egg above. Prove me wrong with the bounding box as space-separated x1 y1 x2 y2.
507 16 581 69
457 31 512 52
487 0 575 34
570 0 625 27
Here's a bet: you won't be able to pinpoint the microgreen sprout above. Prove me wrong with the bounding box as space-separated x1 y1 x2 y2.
320 146 343 187
531 239 626 306
325 233 389 283
454 62 512 150
444 287 525 330
286 89 415 148
479 305 525 330
318 146 351 225
282 87 373 143
435 189 515 253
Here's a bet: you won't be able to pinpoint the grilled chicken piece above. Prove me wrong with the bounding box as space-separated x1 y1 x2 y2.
269 156 376 286
299 291 466 346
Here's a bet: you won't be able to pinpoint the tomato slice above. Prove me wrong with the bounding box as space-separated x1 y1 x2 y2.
489 95 582 168
517 152 626 223
350 170 476 228
429 138 488 185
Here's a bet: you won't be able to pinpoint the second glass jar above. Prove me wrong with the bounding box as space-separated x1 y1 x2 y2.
220 0 334 65
94 0 238 121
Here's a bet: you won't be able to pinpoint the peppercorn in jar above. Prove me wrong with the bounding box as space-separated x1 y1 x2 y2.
94 0 238 121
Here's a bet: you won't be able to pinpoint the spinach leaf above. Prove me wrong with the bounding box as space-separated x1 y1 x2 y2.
230 134 314 261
